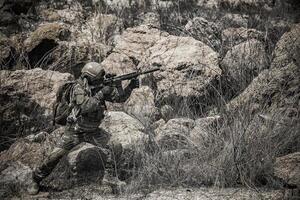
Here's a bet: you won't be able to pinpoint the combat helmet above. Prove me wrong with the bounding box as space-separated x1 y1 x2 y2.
81 62 105 80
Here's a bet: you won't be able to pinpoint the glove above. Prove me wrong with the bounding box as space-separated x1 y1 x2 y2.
101 85 114 95
95 86 113 100
130 78 139 89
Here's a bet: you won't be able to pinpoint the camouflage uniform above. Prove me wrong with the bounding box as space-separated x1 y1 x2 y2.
34 73 138 182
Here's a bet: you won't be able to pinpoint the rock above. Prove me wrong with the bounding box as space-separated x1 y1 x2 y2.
227 62 299 117
221 27 264 49
100 111 147 150
0 69 72 150
145 34 221 115
124 86 159 126
24 23 71 68
0 129 107 191
42 143 107 190
184 17 221 50
0 162 33 199
271 23 300 69
0 127 65 171
101 25 168 74
154 115 221 151
219 13 249 28
152 118 166 130
79 14 124 44
0 68 73 116
155 118 195 151
220 39 268 93
189 116 221 152
102 25 221 115
274 152 300 187
99 111 147 180
24 23 70 53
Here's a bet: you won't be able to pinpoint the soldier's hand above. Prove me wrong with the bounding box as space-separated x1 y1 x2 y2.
130 78 139 89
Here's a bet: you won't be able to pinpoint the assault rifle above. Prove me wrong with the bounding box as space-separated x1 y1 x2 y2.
103 68 160 85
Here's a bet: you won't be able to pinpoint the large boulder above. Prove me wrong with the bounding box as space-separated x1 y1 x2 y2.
155 116 221 151
101 25 221 115
220 39 268 93
0 69 73 150
0 162 34 199
271 23 300 69
0 128 107 193
23 22 71 68
22 21 111 73
227 62 299 117
124 86 160 126
99 111 147 179
0 68 73 116
155 118 195 151
274 152 300 188
184 17 221 50
42 143 107 190
100 111 147 150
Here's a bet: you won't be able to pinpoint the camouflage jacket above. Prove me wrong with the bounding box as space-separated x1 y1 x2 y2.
69 78 134 132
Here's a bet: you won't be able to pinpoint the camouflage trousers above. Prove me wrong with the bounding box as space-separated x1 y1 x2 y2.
34 125 121 182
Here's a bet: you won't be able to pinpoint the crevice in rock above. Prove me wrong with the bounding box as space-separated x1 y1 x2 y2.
28 39 58 68
10 2 34 15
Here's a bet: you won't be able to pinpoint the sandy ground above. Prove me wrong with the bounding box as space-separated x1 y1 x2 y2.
17 186 284 200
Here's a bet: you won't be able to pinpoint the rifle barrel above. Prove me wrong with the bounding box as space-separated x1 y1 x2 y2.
104 68 160 85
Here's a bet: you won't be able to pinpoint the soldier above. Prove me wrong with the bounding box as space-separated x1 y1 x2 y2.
27 62 139 195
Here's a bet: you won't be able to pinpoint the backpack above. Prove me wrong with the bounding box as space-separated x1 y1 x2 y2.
53 81 76 125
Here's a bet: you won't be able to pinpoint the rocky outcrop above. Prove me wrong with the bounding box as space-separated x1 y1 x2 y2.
100 111 147 179
227 62 299 117
124 86 159 126
102 25 221 115
274 152 300 188
0 128 107 193
100 111 147 150
42 143 107 190
221 39 268 93
155 116 220 151
0 68 73 115
0 69 72 150
0 162 34 199
155 118 195 151
185 17 221 50
271 23 300 69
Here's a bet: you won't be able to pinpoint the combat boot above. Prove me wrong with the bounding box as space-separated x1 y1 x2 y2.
26 174 40 195
27 167 46 195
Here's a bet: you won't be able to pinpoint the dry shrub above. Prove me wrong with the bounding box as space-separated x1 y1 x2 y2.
127 103 299 192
